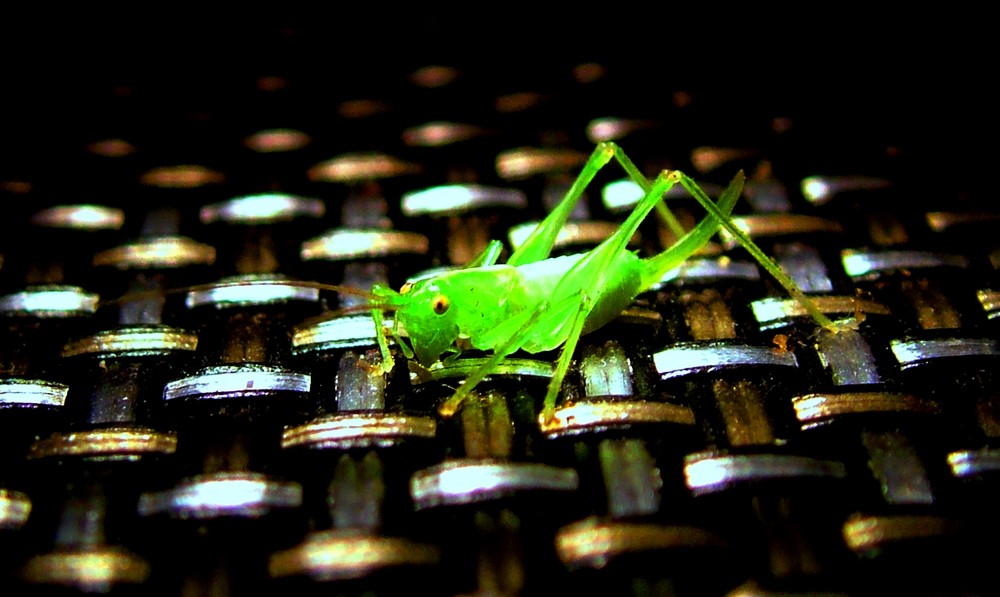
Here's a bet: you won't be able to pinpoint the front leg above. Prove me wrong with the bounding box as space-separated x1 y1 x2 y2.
371 306 395 373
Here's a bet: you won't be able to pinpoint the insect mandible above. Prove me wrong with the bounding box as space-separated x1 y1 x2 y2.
370 142 838 423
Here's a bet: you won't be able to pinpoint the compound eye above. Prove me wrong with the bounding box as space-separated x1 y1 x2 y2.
432 294 449 315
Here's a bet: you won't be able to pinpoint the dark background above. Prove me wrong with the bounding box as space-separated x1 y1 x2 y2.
2 12 992 190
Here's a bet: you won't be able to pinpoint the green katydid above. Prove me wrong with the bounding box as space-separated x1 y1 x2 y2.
370 142 839 423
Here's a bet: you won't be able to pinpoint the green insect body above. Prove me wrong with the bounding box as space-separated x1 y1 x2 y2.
384 251 645 362
371 142 836 423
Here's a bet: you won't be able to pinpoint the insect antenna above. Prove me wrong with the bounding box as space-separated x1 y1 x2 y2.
319 302 393 319
97 281 381 309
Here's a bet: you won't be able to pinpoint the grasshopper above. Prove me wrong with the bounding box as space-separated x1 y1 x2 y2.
370 142 837 422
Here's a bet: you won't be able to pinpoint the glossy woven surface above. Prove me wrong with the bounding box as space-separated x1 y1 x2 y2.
1 16 995 596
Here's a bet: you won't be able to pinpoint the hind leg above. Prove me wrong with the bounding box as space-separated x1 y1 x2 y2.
508 142 687 266
673 173 838 331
